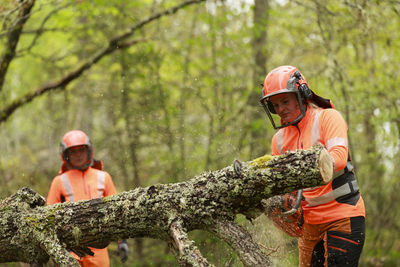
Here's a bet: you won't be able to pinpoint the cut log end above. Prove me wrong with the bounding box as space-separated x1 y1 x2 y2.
318 148 333 183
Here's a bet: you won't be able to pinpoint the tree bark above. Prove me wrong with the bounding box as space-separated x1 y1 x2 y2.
249 0 270 159
0 145 332 266
0 0 35 92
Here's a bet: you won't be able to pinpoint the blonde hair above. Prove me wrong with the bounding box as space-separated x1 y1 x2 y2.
308 101 320 110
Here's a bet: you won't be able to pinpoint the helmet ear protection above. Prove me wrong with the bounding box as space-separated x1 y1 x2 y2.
292 71 313 101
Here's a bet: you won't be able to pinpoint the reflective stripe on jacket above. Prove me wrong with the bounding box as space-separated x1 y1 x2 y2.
59 171 106 202
271 106 365 224
46 167 116 204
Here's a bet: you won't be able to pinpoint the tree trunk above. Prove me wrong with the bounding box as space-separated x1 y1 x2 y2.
0 0 36 92
0 145 332 266
249 0 270 159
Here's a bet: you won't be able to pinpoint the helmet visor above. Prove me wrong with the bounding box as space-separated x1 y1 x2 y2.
63 145 93 170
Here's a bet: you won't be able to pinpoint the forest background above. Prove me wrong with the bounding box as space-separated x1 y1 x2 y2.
0 0 399 266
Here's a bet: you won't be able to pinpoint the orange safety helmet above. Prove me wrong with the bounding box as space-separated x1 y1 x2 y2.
60 130 94 171
260 65 334 129
260 66 311 129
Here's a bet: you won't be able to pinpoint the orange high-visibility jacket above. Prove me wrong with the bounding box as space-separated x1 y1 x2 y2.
46 167 117 267
272 106 365 225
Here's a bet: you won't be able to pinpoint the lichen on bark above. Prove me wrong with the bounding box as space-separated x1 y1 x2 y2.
0 145 331 266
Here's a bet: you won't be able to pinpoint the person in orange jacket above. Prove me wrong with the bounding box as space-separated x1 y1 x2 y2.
46 130 128 267
259 66 365 266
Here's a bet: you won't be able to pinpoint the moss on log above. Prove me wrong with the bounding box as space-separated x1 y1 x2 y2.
0 145 332 266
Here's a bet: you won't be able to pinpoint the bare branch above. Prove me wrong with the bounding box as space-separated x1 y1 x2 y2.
209 219 272 266
0 0 206 124
170 219 211 266
17 3 74 55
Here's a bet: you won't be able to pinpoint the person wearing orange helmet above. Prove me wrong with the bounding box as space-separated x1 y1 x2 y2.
260 66 365 266
46 130 128 266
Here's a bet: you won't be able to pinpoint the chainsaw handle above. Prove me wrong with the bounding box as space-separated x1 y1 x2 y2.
282 189 303 215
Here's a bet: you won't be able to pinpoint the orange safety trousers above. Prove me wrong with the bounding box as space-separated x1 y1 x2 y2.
298 216 365 267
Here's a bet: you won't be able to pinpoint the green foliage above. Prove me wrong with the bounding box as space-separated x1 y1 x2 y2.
1 0 400 265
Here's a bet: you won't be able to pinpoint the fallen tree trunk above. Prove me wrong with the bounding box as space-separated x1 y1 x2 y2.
0 145 332 266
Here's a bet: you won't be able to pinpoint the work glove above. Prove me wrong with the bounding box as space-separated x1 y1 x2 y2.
117 240 128 262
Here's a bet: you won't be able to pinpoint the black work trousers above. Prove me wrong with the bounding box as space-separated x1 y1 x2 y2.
299 216 365 267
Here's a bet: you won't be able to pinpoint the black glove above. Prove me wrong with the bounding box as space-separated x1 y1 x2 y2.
117 240 128 262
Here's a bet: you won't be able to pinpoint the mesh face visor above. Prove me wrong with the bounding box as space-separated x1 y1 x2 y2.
63 145 93 171
260 92 307 129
